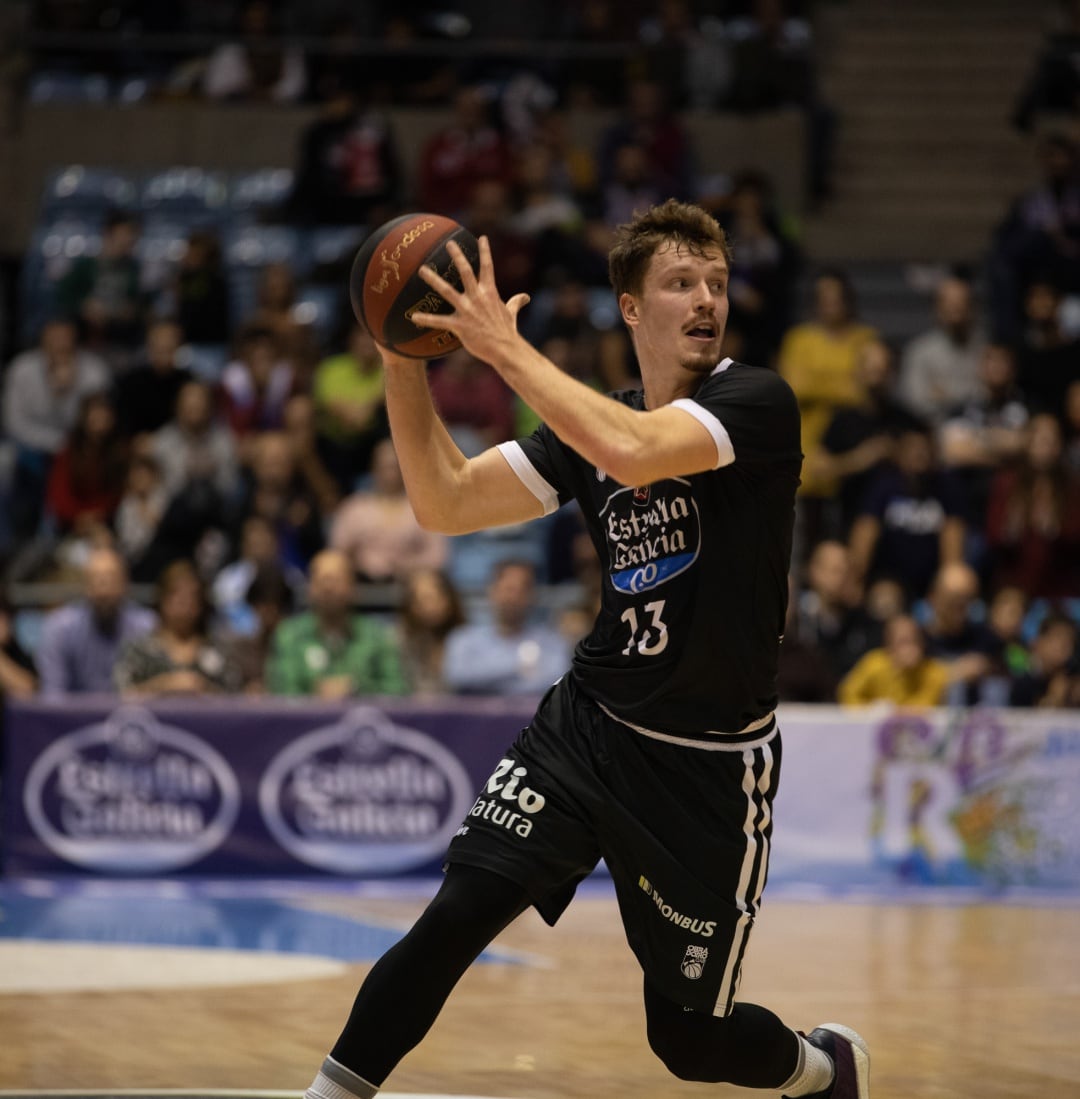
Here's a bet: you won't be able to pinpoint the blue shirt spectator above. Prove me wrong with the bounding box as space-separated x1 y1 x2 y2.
443 560 571 696
37 547 156 696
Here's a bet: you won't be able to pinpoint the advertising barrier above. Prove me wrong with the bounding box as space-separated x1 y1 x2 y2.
3 697 1079 892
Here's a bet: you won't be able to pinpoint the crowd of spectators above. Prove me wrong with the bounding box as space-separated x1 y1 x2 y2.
0 0 1078 713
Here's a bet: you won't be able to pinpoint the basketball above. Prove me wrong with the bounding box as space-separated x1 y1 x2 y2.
349 212 480 359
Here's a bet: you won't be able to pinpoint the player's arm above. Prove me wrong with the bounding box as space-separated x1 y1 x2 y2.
411 239 723 486
381 354 544 535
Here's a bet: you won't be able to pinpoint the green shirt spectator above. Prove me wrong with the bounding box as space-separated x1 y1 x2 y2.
267 611 408 696
266 548 408 698
313 324 387 492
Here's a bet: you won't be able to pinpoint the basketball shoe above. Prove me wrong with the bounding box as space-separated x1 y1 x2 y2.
785 1023 870 1099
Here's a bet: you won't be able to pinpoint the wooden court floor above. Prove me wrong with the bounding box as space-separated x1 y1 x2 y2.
1 892 1078 1099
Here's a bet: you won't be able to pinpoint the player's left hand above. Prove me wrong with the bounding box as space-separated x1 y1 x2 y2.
411 236 530 366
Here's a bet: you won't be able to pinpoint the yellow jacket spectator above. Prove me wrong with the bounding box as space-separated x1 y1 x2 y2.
778 270 878 499
838 614 950 707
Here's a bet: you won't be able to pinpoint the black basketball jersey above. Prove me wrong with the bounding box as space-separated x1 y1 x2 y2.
497 359 802 737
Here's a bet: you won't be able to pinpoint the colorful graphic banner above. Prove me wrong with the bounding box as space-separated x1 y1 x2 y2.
4 699 1079 890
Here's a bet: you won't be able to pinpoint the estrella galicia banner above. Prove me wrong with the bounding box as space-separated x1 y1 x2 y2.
3 697 532 876
4 699 1080 890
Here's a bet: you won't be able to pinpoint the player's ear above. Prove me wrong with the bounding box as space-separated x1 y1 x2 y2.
619 292 639 328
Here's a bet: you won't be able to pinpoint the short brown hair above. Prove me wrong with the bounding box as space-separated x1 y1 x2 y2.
608 199 733 298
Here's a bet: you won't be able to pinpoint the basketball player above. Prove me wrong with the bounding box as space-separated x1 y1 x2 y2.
304 200 870 1099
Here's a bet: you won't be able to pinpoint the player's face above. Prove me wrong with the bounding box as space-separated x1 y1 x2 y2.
626 243 729 375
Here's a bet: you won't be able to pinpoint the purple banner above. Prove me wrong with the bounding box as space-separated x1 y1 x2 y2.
2 697 534 876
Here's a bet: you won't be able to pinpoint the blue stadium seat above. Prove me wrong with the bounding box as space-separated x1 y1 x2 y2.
140 167 230 217
136 218 194 297
40 166 138 219
306 225 366 272
27 72 110 104
177 342 230 382
20 217 104 341
224 224 308 329
292 283 346 346
230 168 295 216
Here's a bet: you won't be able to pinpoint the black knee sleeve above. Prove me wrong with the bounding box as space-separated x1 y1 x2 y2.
331 865 530 1085
643 978 799 1088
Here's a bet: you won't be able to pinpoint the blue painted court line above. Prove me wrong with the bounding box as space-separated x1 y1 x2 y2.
0 883 522 963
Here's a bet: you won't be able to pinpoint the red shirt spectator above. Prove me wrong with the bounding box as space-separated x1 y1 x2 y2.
428 349 515 454
418 85 513 218
985 413 1080 597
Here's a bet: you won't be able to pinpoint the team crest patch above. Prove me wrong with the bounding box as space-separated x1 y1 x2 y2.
681 944 708 980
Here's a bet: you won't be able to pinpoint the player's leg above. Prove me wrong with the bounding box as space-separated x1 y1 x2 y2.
305 864 531 1099
643 978 869 1096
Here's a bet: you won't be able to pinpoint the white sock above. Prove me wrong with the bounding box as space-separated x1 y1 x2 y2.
780 1032 835 1097
305 1056 378 1099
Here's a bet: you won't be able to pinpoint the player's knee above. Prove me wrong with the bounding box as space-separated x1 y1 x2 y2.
645 1013 726 1083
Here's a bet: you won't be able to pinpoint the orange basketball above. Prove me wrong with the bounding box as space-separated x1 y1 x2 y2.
349 212 480 359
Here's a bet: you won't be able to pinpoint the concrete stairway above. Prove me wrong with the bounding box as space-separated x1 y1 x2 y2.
805 0 1054 263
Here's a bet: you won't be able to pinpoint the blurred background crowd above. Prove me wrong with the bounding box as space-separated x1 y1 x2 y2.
0 0 1077 711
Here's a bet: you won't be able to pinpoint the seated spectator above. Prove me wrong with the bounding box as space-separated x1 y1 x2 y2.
202 0 306 103
244 262 316 365
938 343 1030 534
146 379 238 569
173 229 230 345
112 319 194 438
838 614 951 708
778 269 878 546
429 347 515 455
396 567 466 695
985 412 1080 598
220 326 294 441
417 83 513 219
1015 277 1080 416
330 438 447 584
56 209 145 361
235 430 327 571
986 585 1032 683
899 273 986 425
115 452 169 579
287 77 401 227
2 318 109 540
267 548 408 698
312 323 388 492
597 141 666 231
920 562 1000 705
725 0 835 201
45 391 127 533
281 393 341 520
1013 5 1080 132
36 546 155 696
989 134 1080 342
443 559 571 696
793 539 881 688
849 424 968 601
0 593 38 705
716 170 800 367
597 77 693 202
510 141 587 282
462 179 537 301
152 379 238 505
221 563 295 694
114 559 241 696
811 339 924 537
1009 611 1080 708
213 514 302 635
777 574 839 704
1065 378 1080 473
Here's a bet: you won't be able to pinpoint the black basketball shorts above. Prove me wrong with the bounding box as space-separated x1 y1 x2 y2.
445 674 782 1016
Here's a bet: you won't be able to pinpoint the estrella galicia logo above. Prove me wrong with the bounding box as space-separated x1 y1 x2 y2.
601 477 702 594
258 706 475 874
23 707 240 872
